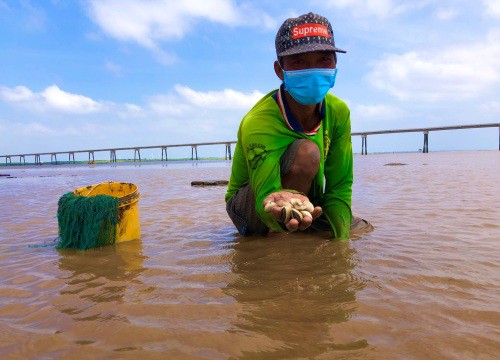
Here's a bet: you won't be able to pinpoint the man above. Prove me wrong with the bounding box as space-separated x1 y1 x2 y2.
225 12 370 240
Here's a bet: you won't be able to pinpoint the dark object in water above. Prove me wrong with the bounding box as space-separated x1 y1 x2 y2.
384 163 408 166
191 180 229 186
0 174 10 177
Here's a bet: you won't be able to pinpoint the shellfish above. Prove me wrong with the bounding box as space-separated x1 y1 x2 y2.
267 197 315 223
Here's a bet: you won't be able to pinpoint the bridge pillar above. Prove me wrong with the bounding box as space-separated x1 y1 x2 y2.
110 149 117 162
19 155 25 165
88 151 95 162
361 135 368 155
69 152 75 164
51 153 58 164
161 147 168 161
225 143 232 160
423 131 429 153
5 156 11 165
191 145 198 160
134 148 141 162
35 154 41 165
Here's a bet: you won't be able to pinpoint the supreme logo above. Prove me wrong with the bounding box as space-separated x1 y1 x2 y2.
292 23 330 40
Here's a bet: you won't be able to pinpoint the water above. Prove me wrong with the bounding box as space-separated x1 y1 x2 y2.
0 152 499 359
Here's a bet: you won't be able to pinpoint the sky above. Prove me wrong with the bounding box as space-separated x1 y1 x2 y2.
0 0 499 160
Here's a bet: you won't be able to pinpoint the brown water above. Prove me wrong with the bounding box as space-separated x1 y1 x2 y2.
0 152 499 359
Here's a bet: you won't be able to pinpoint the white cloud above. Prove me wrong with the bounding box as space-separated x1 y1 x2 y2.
0 85 104 114
105 60 123 77
434 7 459 20
9 122 81 137
86 0 273 47
173 85 264 109
354 104 403 119
0 86 33 102
146 85 264 116
0 83 263 117
147 93 189 116
19 0 47 31
367 31 500 101
42 85 103 113
481 101 500 113
117 104 145 119
324 0 430 18
484 0 500 17
140 85 265 143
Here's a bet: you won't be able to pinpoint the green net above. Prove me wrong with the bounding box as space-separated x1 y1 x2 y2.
57 192 120 250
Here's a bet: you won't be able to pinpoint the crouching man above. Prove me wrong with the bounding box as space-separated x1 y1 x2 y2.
225 12 371 240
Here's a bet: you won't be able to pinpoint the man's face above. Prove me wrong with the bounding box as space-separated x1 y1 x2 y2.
281 50 336 71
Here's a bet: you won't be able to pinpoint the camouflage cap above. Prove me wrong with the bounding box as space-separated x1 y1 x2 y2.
275 12 346 57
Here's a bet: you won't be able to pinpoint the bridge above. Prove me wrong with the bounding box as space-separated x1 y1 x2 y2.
1 123 499 165
0 141 237 165
352 123 499 155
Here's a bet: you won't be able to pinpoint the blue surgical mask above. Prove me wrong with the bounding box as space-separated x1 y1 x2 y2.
282 68 337 105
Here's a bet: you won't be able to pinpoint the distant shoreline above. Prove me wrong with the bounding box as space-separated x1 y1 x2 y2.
1 149 497 169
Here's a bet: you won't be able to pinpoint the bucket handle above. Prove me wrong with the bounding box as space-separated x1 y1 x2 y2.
85 181 114 196
85 184 99 196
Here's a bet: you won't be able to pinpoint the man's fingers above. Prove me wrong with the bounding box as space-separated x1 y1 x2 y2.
298 216 313 231
285 219 299 232
312 206 322 219
270 206 282 220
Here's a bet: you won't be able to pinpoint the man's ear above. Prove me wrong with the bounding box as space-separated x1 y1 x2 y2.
274 61 284 81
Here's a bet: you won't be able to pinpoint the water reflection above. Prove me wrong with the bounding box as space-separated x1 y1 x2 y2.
224 235 369 358
56 240 147 322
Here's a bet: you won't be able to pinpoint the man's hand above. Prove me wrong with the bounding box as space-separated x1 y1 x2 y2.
262 191 322 232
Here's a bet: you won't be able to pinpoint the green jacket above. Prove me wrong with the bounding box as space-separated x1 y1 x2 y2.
225 89 353 240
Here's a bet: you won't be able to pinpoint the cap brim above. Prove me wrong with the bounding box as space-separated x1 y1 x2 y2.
277 43 346 57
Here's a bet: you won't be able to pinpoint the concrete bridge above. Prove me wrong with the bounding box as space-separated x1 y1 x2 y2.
352 123 499 155
0 141 237 165
1 123 499 165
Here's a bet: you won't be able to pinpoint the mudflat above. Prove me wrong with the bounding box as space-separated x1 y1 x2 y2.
0 151 498 359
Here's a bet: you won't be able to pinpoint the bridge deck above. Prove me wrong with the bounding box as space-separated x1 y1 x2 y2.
1 123 498 160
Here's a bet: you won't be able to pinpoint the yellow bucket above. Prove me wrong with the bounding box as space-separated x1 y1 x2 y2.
72 182 141 243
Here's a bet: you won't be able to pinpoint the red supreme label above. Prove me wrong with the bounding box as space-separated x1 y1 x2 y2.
292 24 330 40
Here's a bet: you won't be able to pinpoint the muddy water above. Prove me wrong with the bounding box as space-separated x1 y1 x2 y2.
0 152 498 359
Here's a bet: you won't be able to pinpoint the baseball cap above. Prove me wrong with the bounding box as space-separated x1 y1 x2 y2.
275 12 346 57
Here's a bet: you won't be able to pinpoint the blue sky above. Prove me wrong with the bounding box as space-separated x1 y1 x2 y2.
1 0 499 159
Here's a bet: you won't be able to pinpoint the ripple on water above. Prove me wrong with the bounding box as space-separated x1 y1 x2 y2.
0 154 499 358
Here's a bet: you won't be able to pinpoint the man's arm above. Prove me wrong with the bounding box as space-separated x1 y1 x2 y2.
243 133 286 232
322 108 353 240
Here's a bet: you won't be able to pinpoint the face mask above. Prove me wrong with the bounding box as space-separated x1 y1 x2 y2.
282 68 337 105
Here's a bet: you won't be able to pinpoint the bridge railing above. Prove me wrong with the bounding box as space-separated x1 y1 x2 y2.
1 123 499 165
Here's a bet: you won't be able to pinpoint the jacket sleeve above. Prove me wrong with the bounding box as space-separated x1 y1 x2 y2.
241 118 293 232
322 107 353 241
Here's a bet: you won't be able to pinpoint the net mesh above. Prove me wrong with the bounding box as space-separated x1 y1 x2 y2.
57 192 120 250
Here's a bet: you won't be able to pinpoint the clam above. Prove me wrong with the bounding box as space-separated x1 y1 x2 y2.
303 200 314 213
264 201 277 213
300 210 312 219
291 208 303 221
276 197 316 223
290 198 307 211
280 205 293 222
